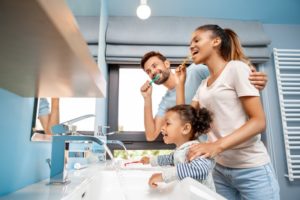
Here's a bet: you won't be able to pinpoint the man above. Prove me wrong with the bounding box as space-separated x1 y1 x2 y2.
140 51 267 141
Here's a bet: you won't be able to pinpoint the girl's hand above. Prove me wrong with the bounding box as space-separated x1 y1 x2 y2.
249 66 268 90
148 173 163 188
175 64 187 85
187 142 223 161
140 156 150 164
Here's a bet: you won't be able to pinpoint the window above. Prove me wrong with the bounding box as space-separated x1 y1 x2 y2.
118 68 167 131
108 65 175 152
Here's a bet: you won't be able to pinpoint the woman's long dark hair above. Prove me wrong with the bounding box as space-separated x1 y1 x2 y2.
195 24 252 67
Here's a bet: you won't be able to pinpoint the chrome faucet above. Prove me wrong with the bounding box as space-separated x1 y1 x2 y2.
51 114 95 135
49 135 103 184
49 135 127 184
49 115 124 184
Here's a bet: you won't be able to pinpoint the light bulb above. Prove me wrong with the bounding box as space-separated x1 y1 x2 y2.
136 0 151 20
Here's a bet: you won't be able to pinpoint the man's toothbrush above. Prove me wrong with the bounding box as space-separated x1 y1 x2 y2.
149 74 160 85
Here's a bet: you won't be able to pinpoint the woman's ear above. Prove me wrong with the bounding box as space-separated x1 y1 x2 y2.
212 37 221 48
182 123 192 135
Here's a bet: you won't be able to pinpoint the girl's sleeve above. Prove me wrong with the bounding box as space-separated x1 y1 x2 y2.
150 153 175 167
162 157 214 183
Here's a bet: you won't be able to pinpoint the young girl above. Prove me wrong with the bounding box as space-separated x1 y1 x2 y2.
176 24 279 199
139 104 215 191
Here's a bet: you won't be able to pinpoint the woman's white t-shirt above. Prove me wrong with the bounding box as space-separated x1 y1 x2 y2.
192 60 270 168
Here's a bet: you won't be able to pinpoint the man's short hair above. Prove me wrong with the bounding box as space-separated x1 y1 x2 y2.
140 51 167 69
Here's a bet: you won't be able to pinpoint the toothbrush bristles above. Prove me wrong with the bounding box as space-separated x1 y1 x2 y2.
182 55 192 67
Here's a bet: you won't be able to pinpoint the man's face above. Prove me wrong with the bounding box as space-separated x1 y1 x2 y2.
143 56 170 85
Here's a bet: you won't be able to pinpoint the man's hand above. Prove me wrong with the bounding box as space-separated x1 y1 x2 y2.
148 173 163 188
140 80 152 99
249 66 268 90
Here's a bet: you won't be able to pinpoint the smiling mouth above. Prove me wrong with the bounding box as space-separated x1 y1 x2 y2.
192 50 199 57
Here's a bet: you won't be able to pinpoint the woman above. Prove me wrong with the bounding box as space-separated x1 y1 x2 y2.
176 24 279 199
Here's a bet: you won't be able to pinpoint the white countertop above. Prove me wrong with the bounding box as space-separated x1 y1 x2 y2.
0 161 226 200
0 163 109 200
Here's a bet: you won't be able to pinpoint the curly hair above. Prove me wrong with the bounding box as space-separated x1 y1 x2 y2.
167 104 213 140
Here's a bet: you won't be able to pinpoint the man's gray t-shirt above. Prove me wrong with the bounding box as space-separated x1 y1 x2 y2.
156 64 209 117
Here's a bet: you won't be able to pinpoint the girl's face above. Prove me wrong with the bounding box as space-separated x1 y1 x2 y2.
189 30 219 64
161 111 190 146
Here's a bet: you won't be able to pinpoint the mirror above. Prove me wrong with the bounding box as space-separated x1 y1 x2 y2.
31 98 96 142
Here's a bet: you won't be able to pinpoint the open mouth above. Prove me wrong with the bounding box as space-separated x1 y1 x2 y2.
191 50 199 57
151 73 162 84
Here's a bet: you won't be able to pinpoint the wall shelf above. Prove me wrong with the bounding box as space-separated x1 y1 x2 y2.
0 0 106 97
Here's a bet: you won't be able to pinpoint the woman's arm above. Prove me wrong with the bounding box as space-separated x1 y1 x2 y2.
187 96 266 160
175 65 187 105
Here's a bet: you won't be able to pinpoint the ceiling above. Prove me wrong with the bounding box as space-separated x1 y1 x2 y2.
66 0 300 24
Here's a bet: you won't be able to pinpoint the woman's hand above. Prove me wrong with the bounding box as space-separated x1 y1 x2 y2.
187 141 223 161
175 64 187 85
148 173 163 188
140 156 150 165
249 66 268 90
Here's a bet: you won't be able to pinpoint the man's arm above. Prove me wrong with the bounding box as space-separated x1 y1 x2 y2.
141 81 164 141
144 97 165 141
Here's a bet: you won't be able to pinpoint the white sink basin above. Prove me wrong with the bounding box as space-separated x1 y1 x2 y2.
63 165 226 200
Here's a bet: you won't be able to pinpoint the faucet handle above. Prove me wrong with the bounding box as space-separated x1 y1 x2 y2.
97 125 110 136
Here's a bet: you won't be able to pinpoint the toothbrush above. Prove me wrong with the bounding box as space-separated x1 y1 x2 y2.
124 160 142 166
149 74 160 85
181 55 192 67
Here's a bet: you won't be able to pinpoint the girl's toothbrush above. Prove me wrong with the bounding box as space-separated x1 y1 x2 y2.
149 74 160 85
124 160 142 166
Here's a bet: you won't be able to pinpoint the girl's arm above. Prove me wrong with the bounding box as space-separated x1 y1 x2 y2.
155 153 175 166
187 96 266 160
175 157 214 181
149 157 214 188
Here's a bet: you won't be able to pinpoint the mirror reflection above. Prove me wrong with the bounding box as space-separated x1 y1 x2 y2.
31 98 96 142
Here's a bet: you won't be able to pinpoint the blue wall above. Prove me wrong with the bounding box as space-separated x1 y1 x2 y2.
108 0 300 24
0 89 51 196
260 24 300 199
0 0 109 196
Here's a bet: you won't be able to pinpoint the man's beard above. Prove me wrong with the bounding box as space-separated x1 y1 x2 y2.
155 69 171 85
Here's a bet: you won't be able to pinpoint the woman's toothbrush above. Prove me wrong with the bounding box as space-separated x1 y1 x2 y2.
149 74 160 85
181 55 192 67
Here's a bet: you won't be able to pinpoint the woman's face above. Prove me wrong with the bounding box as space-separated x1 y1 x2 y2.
189 30 217 64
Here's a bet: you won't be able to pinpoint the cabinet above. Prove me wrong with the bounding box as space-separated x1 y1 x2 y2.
0 0 106 97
